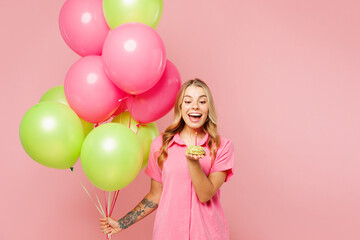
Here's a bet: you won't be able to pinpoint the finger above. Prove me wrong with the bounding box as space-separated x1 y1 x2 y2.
100 222 110 227
100 226 107 231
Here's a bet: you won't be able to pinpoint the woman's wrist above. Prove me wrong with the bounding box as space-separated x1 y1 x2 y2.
186 156 203 169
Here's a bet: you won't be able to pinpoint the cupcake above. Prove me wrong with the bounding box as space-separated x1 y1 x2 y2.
187 145 205 155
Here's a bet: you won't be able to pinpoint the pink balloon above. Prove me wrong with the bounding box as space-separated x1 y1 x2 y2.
65 56 127 123
112 97 128 117
59 0 109 56
102 22 166 95
127 60 181 123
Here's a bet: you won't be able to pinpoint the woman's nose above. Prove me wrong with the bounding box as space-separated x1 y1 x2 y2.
192 104 199 109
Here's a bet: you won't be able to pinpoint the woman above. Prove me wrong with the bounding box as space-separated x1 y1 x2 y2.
100 79 235 239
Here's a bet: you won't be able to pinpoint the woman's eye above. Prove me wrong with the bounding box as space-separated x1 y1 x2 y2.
200 101 207 104
184 101 191 104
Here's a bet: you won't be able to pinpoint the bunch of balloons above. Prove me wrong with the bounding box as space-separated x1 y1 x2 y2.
19 0 182 193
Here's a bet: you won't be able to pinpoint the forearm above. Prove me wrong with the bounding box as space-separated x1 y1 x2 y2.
118 193 159 230
187 160 216 203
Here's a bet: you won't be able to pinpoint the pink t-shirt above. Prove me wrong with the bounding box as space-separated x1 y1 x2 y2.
145 133 235 240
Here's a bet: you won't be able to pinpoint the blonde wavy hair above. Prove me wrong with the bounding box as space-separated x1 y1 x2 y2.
157 79 220 168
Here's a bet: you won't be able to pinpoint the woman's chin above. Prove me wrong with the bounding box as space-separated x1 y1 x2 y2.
185 122 204 130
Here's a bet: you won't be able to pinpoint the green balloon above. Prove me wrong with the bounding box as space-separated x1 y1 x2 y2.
112 111 159 168
39 85 68 105
103 0 163 29
81 123 143 191
39 86 94 136
80 119 94 136
19 102 85 169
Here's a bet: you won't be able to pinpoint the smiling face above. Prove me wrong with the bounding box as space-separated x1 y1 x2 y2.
181 85 209 130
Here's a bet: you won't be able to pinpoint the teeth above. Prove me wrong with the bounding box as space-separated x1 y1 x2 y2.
189 113 202 117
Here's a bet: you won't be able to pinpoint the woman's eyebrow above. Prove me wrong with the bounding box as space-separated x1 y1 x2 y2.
184 95 207 98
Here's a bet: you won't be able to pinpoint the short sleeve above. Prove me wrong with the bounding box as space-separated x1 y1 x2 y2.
144 137 163 183
210 139 235 182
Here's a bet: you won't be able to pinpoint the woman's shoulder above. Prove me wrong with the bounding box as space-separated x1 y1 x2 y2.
152 134 163 144
151 134 164 149
217 135 234 151
218 135 232 146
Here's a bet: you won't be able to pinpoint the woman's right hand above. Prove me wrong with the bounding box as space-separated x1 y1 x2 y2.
99 217 122 235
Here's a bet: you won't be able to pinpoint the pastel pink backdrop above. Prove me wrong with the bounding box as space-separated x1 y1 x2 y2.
1 0 360 239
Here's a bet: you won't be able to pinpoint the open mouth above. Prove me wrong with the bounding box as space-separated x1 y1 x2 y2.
188 113 202 122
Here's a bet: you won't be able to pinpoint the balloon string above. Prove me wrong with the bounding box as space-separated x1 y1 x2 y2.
109 190 119 216
128 95 135 128
136 123 147 135
69 169 105 217
104 191 108 217
95 193 111 240
106 191 112 240
136 124 139 134
95 193 106 218
69 170 110 239
107 191 111 217
70 168 110 240
109 191 115 216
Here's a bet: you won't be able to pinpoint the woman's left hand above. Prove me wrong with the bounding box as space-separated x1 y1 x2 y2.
185 153 205 161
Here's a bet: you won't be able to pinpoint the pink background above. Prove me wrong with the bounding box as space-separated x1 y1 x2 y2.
1 0 360 239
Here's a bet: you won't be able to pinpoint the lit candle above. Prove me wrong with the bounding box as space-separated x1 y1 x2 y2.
195 132 198 146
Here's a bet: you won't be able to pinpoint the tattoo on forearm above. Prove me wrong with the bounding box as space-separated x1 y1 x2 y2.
141 198 158 210
118 206 144 229
118 198 158 230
